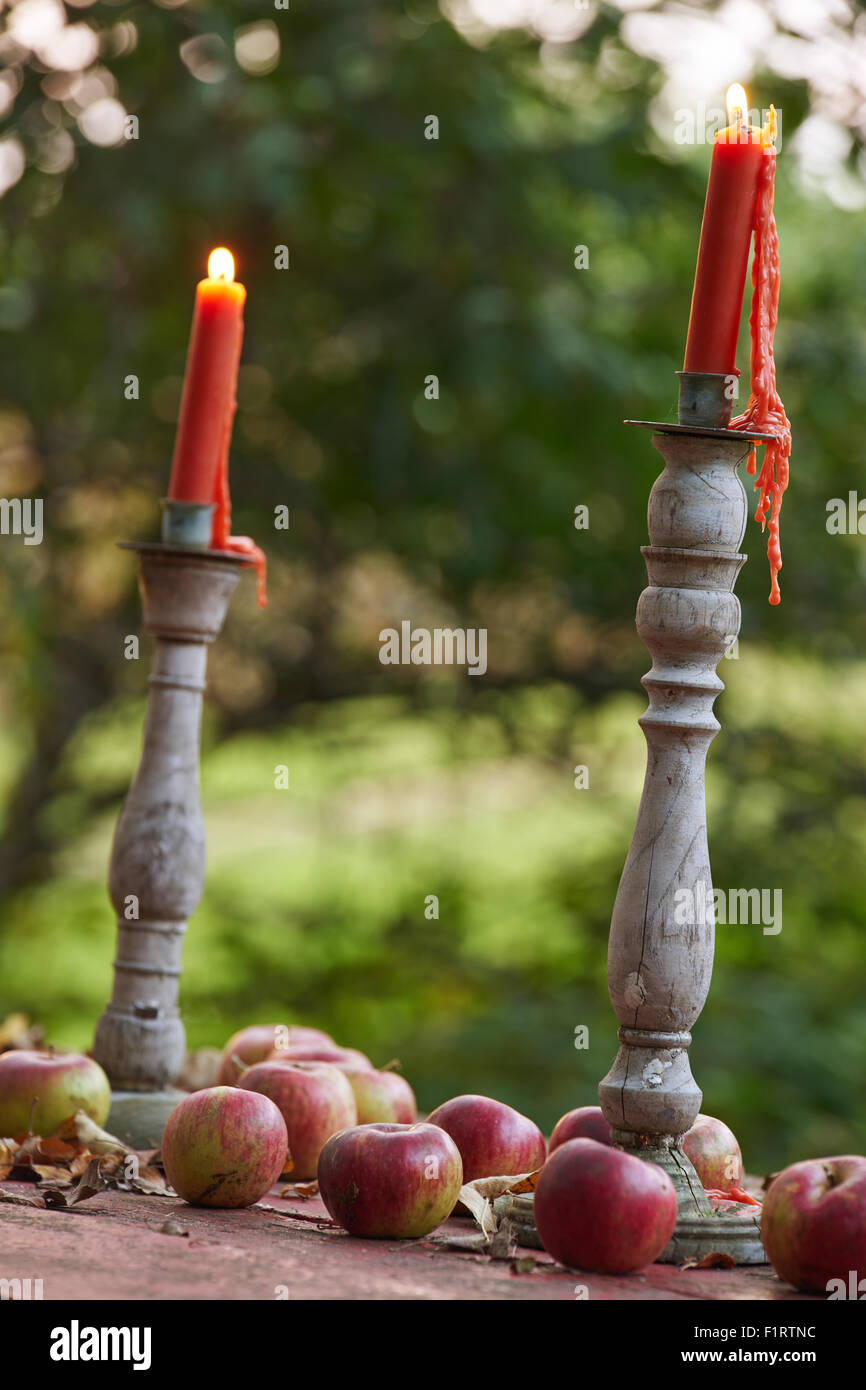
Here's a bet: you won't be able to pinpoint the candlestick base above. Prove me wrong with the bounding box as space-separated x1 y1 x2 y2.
106 1089 187 1151
502 1172 765 1266
610 1135 765 1265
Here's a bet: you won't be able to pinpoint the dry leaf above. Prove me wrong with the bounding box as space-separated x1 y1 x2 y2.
5 1133 89 1184
42 1157 106 1209
95 1150 173 1196
0 1186 42 1208
427 1215 517 1259
425 1231 491 1253
0 1013 43 1052
257 1203 336 1227
456 1182 498 1238
465 1171 540 1201
457 1170 541 1240
488 1215 517 1260
126 1170 173 1197
279 1180 318 1199
32 1164 83 1183
17 1134 84 1164
53 1111 131 1155
681 1251 737 1270
0 1139 17 1180
507 1172 540 1195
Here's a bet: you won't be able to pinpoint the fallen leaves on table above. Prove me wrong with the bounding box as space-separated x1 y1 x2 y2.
54 1112 133 1155
5 1133 93 1183
426 1215 518 1261
0 1110 175 1207
42 1157 105 1209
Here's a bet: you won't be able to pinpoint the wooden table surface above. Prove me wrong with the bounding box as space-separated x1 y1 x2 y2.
0 1180 818 1302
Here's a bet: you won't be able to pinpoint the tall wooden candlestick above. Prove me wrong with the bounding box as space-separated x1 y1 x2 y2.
595 371 768 1262
506 373 771 1262
92 536 243 1146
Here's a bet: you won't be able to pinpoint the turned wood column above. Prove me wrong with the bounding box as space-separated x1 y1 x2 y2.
501 375 768 1260
597 428 746 1138
92 545 242 1092
594 372 768 1262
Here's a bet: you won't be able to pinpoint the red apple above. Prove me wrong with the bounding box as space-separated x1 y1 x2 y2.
318 1122 463 1238
377 1070 418 1124
265 1043 372 1070
762 1155 866 1293
218 1024 335 1086
549 1106 611 1152
336 1066 418 1124
239 1060 357 1180
426 1094 546 1181
162 1086 288 1208
682 1112 743 1192
535 1138 678 1273
0 1050 111 1137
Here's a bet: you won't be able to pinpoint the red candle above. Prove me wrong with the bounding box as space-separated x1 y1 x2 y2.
683 86 766 374
168 249 268 607
168 247 245 507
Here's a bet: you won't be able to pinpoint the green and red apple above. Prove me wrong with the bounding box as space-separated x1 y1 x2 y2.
337 1065 418 1124
0 1049 110 1137
162 1085 288 1208
682 1112 743 1191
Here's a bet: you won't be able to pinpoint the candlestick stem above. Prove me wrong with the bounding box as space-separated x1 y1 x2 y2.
92 544 242 1146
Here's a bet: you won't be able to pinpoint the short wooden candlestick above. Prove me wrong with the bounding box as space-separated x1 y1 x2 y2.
507 374 772 1263
92 540 243 1146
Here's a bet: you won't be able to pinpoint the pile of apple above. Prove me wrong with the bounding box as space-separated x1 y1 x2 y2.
2 1036 864 1293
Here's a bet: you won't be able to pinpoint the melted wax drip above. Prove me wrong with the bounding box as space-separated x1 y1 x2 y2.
705 1185 762 1207
210 347 267 608
730 142 791 606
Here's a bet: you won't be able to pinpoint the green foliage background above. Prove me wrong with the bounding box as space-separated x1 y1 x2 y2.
1 1 865 1174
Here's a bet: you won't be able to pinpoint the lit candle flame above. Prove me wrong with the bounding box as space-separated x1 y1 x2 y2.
726 83 749 129
207 247 235 282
